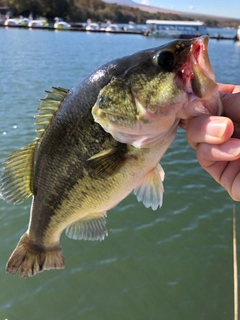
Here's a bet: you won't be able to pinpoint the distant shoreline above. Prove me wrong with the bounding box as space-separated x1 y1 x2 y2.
0 23 238 41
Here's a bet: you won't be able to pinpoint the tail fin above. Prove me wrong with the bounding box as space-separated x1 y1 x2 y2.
6 233 65 278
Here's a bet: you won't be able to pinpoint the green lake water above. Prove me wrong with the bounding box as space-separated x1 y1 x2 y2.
0 27 240 319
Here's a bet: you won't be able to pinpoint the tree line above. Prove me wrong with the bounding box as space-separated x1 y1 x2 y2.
1 0 184 23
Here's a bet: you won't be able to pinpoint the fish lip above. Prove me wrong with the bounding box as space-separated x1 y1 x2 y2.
187 92 221 116
176 36 222 118
177 36 216 96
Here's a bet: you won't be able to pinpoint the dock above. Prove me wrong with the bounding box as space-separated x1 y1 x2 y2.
0 24 238 41
0 23 144 35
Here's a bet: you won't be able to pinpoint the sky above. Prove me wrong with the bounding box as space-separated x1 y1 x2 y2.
134 0 240 19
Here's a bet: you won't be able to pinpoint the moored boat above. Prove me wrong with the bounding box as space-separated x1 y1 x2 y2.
105 24 120 32
19 18 30 26
4 18 19 26
123 21 142 33
54 21 71 29
28 20 44 28
145 20 207 39
237 25 240 41
85 23 100 31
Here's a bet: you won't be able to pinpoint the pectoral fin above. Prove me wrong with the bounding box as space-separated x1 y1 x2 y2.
133 164 165 210
65 214 108 241
86 144 128 177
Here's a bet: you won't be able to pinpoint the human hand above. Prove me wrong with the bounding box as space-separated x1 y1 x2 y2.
186 83 240 201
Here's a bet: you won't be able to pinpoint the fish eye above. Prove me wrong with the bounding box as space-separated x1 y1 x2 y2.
156 50 175 70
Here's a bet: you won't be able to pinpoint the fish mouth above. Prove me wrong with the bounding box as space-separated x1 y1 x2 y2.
176 36 222 118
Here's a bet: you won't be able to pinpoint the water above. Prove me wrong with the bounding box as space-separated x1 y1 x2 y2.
0 27 240 320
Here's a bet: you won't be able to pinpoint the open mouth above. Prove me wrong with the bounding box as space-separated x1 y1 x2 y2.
177 37 216 98
176 36 222 118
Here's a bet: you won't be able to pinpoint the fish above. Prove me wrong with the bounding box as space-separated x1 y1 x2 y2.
0 36 222 278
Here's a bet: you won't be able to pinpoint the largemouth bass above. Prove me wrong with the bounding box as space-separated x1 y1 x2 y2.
0 36 221 277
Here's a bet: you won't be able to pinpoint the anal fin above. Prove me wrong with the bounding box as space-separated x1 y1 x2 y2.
65 213 108 241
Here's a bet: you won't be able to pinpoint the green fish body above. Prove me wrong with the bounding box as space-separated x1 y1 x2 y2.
1 36 221 277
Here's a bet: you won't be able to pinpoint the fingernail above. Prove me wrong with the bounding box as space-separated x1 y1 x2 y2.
206 119 227 138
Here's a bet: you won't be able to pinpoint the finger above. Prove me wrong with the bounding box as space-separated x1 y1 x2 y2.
218 160 240 201
218 83 240 94
220 92 240 123
196 142 240 201
186 116 234 149
196 138 240 167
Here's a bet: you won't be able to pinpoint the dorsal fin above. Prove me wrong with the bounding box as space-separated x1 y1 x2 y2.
35 87 69 140
0 143 36 204
0 87 69 204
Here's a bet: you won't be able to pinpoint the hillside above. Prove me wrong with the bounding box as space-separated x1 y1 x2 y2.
103 0 240 21
103 0 189 15
78 0 240 27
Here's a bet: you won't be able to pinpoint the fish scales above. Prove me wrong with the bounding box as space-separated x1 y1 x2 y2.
0 36 222 277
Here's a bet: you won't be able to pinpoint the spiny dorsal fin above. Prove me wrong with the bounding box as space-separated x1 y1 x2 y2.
35 87 69 140
0 143 36 204
65 214 108 241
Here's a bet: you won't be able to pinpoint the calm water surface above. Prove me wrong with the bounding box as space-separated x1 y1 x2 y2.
1 28 240 320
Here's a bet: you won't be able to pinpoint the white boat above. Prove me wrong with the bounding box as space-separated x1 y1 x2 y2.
105 24 120 32
145 20 208 39
123 21 142 33
85 23 100 31
54 21 71 29
4 18 19 26
19 18 30 26
237 25 240 41
28 20 44 28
